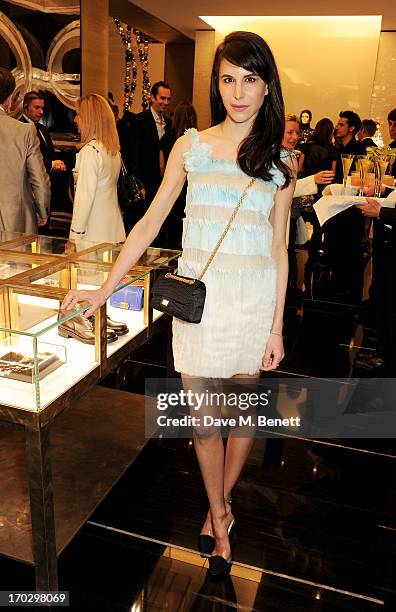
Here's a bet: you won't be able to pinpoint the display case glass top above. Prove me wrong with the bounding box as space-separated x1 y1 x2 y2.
80 245 181 268
0 230 26 244
0 235 110 258
0 233 180 414
0 253 54 282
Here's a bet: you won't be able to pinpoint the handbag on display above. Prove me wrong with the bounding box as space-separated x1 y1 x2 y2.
150 177 256 324
110 285 144 311
117 159 144 214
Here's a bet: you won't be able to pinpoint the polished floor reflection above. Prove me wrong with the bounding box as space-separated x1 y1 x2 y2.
0 525 385 610
88 436 394 606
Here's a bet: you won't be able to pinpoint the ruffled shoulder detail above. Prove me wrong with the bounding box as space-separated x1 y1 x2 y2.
183 128 212 172
270 148 295 188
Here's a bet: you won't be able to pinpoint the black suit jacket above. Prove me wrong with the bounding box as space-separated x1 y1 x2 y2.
335 137 365 183
360 137 377 154
127 109 172 200
389 140 396 179
379 206 396 229
20 116 56 174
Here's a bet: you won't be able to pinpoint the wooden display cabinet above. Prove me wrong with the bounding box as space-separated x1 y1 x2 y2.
0 233 180 590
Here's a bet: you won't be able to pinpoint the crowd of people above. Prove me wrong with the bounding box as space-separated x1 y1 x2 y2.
1 65 396 374
1 30 396 577
280 107 396 376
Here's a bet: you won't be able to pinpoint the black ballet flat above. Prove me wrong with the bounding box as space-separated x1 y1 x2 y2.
208 553 232 578
228 520 236 549
199 498 234 558
208 519 236 579
198 534 215 557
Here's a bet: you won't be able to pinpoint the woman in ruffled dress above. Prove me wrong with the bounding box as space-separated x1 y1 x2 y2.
62 32 296 577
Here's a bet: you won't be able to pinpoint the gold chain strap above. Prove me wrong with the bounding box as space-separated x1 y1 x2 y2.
197 177 256 281
165 272 195 285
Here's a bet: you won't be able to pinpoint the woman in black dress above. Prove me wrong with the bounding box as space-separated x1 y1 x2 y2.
298 118 339 295
159 101 198 248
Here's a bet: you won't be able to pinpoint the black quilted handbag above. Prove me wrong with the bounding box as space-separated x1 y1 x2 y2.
150 273 206 323
150 178 256 323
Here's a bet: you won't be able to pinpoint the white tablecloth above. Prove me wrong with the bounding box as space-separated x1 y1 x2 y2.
313 184 396 226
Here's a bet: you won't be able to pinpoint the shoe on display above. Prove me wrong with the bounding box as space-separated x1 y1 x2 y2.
58 309 95 345
106 315 129 335
58 310 118 344
87 316 118 343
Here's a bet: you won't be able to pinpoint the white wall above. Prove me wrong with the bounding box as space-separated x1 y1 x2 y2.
108 18 165 115
370 32 396 145
195 16 383 129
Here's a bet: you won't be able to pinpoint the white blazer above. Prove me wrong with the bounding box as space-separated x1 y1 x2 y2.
70 140 126 244
294 174 318 198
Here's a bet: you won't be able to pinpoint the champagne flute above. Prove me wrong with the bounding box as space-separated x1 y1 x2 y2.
373 158 388 197
341 154 354 192
386 148 396 177
355 155 371 196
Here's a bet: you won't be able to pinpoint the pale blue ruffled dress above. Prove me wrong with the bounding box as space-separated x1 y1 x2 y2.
172 128 287 377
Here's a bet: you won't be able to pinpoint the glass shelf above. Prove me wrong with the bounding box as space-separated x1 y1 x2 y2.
80 245 181 268
0 234 111 257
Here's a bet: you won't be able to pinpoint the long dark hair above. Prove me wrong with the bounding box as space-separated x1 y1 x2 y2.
173 101 198 139
210 31 291 188
311 118 334 146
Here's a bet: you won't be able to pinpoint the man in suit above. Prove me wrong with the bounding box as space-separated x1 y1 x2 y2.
388 108 396 148
334 110 365 182
356 193 396 373
357 119 378 153
117 109 136 170
0 68 49 232
324 111 366 301
357 119 378 251
21 91 72 233
20 91 66 175
128 81 172 212
388 109 396 180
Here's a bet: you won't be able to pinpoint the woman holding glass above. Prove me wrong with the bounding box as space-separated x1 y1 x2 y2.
62 31 296 577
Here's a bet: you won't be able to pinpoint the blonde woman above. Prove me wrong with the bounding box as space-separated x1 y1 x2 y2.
70 94 125 243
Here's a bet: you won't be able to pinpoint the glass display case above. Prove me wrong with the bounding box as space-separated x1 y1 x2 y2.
0 252 55 281
80 244 180 267
0 230 29 245
0 235 181 413
0 234 110 258
0 232 181 591
0 337 66 384
0 284 101 412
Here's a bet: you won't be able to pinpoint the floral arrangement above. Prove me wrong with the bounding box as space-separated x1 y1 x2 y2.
366 146 396 161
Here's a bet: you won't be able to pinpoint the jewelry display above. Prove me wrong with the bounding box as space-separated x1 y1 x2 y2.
0 347 65 383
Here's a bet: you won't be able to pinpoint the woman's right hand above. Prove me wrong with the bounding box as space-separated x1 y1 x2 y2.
61 288 107 317
314 170 335 185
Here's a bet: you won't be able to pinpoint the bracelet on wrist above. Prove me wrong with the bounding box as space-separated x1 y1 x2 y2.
270 330 283 338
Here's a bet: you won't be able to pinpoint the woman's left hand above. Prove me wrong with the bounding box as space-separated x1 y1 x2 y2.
261 334 285 371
